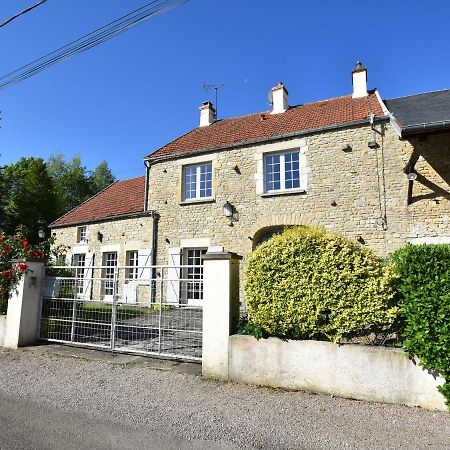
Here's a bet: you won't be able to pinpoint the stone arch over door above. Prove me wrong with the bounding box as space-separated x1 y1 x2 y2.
249 214 318 250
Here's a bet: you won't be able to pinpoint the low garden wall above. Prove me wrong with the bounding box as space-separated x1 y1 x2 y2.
228 335 447 411
0 315 6 347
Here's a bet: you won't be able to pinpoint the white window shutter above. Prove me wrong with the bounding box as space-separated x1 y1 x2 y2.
166 247 181 304
137 249 152 282
82 253 94 300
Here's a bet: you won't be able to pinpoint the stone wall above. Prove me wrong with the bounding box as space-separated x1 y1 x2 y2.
147 121 450 267
51 215 154 266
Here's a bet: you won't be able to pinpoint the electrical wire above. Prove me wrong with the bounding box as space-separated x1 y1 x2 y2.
0 0 48 29
0 0 189 90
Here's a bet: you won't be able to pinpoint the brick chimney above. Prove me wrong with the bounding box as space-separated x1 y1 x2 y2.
352 61 368 98
199 101 216 127
270 82 289 114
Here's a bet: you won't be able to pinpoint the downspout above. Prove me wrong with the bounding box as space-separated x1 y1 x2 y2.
144 158 159 303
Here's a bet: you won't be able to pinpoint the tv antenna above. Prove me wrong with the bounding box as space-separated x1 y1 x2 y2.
202 79 247 118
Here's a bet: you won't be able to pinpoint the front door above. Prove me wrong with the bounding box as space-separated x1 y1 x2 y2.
183 248 206 306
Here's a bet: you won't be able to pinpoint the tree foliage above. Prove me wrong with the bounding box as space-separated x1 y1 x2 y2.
244 226 398 343
47 153 115 214
1 158 58 243
0 153 116 239
390 244 450 409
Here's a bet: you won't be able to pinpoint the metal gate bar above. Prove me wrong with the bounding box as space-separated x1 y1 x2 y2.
39 265 203 361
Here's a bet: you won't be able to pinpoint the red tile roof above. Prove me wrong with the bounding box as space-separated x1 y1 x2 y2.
147 92 385 160
50 176 146 227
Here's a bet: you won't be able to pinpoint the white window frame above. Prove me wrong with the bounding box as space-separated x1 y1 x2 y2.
102 251 117 300
126 250 139 280
182 162 213 201
77 226 87 243
182 248 207 306
73 253 86 296
263 150 301 194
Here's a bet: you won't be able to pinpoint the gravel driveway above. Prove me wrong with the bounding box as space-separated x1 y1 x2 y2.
0 347 448 449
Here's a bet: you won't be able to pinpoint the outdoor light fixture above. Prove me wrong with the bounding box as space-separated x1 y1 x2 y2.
223 201 234 226
97 231 103 242
407 172 418 181
38 229 45 239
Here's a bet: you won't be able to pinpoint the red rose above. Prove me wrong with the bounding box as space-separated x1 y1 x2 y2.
0 234 4 242
1 270 10 278
2 245 10 253
23 240 29 252
16 263 28 273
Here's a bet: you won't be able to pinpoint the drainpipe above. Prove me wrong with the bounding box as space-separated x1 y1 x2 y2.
144 158 159 303
144 159 150 212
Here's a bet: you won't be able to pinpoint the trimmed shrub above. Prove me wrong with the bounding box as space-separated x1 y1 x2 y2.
390 244 450 409
244 226 398 343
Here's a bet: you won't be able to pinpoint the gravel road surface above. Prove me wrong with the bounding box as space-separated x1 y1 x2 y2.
0 346 448 450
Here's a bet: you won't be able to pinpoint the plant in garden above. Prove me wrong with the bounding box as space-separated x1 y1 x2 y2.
244 226 398 343
390 244 450 409
0 227 54 314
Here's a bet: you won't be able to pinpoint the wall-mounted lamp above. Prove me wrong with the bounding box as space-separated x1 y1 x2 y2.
38 229 45 239
223 201 235 226
97 231 103 242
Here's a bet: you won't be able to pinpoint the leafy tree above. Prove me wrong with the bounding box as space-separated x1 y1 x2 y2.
89 160 115 193
47 153 115 214
2 158 58 243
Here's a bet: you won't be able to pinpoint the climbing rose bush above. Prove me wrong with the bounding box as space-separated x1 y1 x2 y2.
0 228 48 314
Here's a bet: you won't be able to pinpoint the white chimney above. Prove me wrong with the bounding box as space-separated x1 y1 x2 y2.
270 82 289 114
352 61 368 98
199 101 215 127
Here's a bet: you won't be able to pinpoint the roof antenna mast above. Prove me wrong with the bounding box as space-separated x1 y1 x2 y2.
202 79 247 119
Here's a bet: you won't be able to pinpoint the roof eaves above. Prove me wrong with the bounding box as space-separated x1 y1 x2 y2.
50 210 155 229
145 116 388 164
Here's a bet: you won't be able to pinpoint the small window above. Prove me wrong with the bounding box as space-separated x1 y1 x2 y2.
126 250 139 280
264 150 301 193
77 226 87 243
182 162 212 201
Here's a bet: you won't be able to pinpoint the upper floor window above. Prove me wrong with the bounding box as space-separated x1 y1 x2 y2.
264 150 300 193
77 226 87 243
183 162 212 201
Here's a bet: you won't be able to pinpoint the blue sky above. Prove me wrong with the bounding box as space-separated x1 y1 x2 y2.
1 0 449 179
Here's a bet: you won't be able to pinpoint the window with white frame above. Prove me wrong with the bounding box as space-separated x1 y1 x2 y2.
102 252 117 297
77 226 87 242
264 150 301 193
126 250 138 280
73 253 86 295
182 162 212 201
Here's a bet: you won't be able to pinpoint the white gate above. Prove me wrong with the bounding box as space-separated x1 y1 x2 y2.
39 265 203 361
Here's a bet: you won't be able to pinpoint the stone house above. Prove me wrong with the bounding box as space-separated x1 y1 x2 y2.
51 63 450 303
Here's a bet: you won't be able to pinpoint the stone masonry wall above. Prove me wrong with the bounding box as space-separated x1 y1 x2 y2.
51 215 153 266
148 122 450 267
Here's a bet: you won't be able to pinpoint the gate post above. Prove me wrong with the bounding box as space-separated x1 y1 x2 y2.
3 261 44 349
202 248 241 380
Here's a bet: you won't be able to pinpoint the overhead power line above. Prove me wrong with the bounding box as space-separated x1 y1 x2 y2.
0 0 189 90
0 0 48 29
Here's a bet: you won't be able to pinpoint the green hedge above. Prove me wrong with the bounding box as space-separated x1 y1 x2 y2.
244 226 398 343
390 244 450 409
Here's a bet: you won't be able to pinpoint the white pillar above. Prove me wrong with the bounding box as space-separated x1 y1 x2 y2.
202 250 241 380
4 261 44 349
